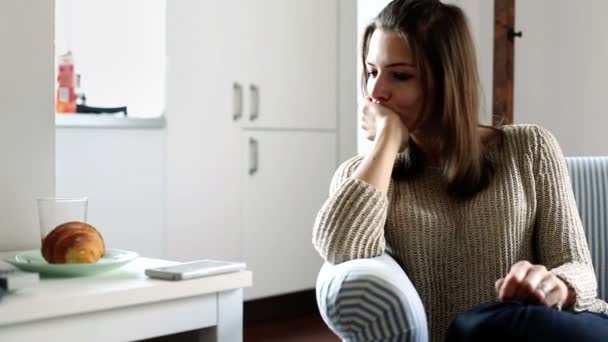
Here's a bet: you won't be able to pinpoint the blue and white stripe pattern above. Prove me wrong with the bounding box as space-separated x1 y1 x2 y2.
566 157 608 301
316 254 428 342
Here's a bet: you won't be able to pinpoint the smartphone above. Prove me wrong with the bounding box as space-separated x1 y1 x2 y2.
145 260 246 280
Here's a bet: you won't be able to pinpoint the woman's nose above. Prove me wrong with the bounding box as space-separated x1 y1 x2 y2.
369 76 390 103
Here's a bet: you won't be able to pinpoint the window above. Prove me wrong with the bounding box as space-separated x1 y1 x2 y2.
55 0 166 118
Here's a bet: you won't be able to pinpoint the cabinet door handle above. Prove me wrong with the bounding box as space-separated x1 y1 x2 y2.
249 84 259 121
249 137 259 175
233 82 243 121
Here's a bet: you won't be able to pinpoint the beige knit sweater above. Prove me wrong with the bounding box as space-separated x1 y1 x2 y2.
313 125 608 341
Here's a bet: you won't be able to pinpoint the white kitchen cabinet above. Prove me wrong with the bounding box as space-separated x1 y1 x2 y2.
242 0 338 130
166 0 243 262
166 0 342 299
241 130 336 300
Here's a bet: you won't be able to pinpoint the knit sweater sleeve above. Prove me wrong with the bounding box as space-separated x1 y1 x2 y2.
312 156 391 264
532 126 598 311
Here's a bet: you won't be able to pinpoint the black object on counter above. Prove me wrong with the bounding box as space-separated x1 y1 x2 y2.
77 104 128 116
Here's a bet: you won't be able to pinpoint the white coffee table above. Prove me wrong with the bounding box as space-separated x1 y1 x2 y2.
0 253 252 342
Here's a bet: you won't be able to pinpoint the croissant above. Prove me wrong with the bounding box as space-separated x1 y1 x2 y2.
41 221 106 264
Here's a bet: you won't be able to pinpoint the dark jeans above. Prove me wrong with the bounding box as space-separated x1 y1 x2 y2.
445 301 608 342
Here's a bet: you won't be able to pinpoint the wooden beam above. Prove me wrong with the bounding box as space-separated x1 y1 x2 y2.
493 0 515 125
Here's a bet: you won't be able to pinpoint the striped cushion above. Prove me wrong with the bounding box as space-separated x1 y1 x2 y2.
327 275 413 341
565 157 608 301
316 253 428 341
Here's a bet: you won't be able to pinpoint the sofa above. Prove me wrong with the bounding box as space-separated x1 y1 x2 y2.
316 156 608 341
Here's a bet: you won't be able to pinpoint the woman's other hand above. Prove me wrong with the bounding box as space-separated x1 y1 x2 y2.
495 260 573 310
361 97 410 152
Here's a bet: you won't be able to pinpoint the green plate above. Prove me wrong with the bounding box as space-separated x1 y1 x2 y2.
4 248 139 277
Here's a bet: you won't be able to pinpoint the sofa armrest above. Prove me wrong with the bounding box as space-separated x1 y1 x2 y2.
316 254 428 341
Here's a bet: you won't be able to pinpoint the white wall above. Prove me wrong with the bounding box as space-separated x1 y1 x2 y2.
338 0 358 162
56 128 165 258
356 0 494 154
0 1 55 251
514 0 608 156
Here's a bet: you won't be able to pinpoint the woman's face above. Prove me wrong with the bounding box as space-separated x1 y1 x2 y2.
365 29 425 130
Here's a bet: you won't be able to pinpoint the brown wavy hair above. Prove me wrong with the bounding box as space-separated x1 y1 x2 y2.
361 0 500 199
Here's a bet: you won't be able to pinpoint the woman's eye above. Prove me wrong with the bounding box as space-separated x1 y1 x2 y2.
367 70 378 78
394 73 412 81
